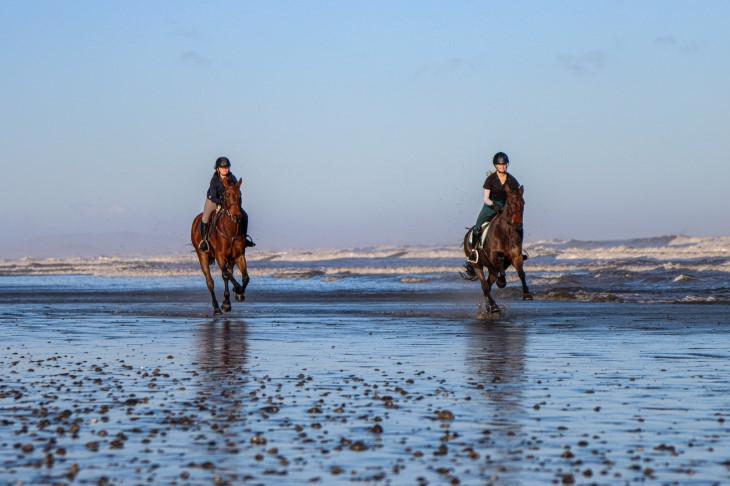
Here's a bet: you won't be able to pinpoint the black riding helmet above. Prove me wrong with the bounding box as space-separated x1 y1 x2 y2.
493 152 509 166
215 156 231 169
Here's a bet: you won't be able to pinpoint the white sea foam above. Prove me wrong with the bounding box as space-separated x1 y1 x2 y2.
1 235 728 277
544 235 729 261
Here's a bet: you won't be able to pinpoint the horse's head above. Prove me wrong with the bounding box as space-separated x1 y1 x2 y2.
222 178 243 218
503 185 525 231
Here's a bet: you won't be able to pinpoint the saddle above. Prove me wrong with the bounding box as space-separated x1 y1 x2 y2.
469 221 492 249
199 207 254 247
198 207 223 238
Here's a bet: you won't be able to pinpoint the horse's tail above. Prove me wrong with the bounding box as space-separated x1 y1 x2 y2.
459 261 479 281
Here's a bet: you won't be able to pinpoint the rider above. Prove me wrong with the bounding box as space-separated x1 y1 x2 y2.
468 151 523 264
199 156 255 252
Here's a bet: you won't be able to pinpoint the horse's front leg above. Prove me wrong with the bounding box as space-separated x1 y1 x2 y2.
513 257 533 300
474 265 500 314
493 251 507 288
224 261 243 296
197 252 222 315
216 256 232 312
234 253 249 302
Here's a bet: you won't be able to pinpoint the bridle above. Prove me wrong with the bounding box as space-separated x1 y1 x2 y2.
499 194 524 230
216 189 242 242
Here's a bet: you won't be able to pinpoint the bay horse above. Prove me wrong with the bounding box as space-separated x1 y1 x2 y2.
190 178 250 315
461 184 532 314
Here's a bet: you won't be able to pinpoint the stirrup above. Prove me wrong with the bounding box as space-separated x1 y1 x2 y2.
467 249 479 264
522 251 529 261
198 239 209 252
245 235 256 247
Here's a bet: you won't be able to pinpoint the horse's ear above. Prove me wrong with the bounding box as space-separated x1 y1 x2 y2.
519 185 524 196
505 184 512 194
237 179 242 188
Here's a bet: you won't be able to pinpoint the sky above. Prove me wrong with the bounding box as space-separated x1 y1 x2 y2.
1 1 729 256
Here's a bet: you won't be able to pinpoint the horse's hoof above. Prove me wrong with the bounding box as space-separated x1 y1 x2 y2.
214 308 222 316
489 304 501 314
523 292 533 300
222 303 232 312
496 276 507 288
235 293 245 302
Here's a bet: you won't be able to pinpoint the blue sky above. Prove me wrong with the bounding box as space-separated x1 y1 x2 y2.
1 1 729 255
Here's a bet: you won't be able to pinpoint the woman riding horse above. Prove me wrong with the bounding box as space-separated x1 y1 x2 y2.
192 175 251 315
469 151 525 264
199 156 255 252
462 183 533 313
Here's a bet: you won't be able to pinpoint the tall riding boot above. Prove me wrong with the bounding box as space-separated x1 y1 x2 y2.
240 209 256 247
518 228 529 260
467 227 481 264
199 222 210 252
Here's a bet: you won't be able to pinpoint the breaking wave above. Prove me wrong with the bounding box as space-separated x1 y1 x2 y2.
1 235 728 304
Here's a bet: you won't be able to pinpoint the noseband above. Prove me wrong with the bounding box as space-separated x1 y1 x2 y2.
501 198 524 228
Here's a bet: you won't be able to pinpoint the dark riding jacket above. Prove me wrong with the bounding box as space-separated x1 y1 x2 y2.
206 172 238 205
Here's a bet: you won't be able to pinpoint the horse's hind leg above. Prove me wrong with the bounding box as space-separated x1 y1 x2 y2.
197 252 222 315
514 257 533 300
234 254 249 302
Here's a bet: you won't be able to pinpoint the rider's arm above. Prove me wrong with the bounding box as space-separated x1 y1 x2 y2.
483 189 494 206
207 176 223 205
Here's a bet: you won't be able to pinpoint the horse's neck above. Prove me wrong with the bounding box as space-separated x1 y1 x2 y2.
489 212 521 245
214 210 239 232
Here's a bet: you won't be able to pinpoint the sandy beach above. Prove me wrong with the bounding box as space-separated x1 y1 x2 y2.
2 273 730 485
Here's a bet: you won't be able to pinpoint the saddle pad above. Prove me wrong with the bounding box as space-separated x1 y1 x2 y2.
469 221 492 248
480 221 491 247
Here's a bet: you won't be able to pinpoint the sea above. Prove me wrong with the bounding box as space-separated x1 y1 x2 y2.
1 234 727 305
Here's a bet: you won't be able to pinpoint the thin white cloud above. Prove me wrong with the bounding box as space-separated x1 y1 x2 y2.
556 50 606 76
180 28 200 39
655 35 702 54
181 50 212 67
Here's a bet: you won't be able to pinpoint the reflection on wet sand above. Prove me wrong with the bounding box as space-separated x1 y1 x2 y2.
192 319 249 471
465 319 527 477
196 318 248 375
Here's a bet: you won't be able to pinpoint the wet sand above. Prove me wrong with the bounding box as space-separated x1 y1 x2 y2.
2 284 730 485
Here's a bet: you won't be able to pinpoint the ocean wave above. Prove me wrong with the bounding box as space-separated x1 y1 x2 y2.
400 277 431 284
250 246 462 262
1 236 728 279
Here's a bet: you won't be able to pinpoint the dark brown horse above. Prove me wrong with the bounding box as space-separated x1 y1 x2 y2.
190 178 250 315
462 184 532 314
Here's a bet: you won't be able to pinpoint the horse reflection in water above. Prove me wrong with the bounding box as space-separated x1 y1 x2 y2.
465 320 527 478
192 319 249 462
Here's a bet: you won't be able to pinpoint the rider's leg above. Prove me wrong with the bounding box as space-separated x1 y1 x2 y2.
199 199 217 251
240 208 255 247
518 227 529 260
468 227 481 263
469 205 496 264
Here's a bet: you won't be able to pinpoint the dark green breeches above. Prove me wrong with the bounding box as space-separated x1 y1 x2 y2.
474 200 505 238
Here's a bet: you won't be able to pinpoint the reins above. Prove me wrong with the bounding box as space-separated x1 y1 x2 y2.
211 207 241 245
